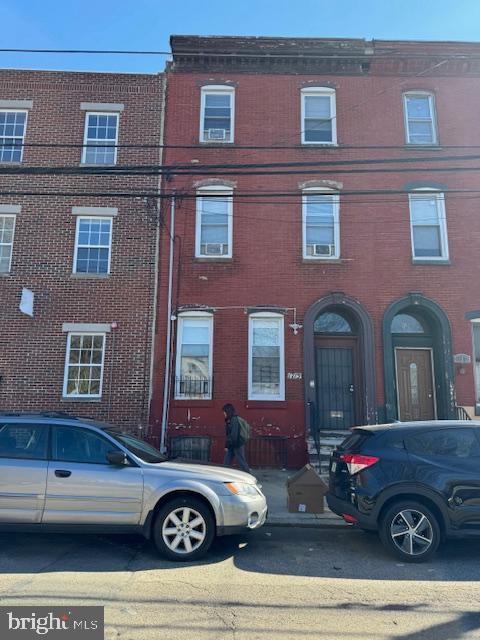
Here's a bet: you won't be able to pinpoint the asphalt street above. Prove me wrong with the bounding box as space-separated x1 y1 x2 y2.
0 525 479 639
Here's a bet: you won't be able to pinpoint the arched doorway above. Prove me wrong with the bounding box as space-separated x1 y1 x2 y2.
304 293 376 435
383 293 455 422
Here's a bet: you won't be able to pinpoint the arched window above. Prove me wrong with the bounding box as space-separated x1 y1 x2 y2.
314 311 352 333
391 313 425 334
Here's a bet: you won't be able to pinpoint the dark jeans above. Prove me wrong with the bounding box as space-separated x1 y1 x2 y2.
224 445 250 473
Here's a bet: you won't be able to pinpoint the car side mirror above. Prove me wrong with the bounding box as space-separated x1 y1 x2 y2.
107 450 128 466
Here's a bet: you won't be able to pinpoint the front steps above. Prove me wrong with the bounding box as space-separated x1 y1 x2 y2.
307 431 347 477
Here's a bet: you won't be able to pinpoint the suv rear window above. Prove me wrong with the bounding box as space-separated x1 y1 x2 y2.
338 431 372 452
405 428 480 458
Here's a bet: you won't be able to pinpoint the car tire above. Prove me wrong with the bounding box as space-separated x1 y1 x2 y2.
379 500 441 563
153 496 215 561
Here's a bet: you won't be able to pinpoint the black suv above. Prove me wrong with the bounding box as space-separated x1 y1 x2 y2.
327 421 480 562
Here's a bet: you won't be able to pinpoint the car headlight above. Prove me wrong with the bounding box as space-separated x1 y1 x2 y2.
225 482 259 496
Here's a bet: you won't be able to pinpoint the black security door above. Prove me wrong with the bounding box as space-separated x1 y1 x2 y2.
315 337 358 429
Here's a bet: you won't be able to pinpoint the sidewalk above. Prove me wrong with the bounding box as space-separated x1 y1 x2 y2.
254 468 348 529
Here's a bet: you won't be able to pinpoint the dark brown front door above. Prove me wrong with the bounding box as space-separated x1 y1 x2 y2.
395 348 436 421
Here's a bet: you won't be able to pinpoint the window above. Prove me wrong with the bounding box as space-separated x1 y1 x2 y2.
472 323 480 411
314 312 352 333
391 313 425 334
303 190 340 259
74 216 112 274
0 215 15 273
195 187 233 258
403 93 437 145
409 190 448 260
52 427 120 464
0 110 27 163
301 88 336 145
82 112 119 164
249 313 285 400
63 333 106 398
175 314 213 399
200 86 234 143
405 429 480 458
0 424 48 460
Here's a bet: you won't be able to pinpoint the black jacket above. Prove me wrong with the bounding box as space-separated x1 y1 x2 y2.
225 415 242 449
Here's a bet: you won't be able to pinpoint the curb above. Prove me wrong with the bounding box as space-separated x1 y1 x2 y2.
265 519 350 530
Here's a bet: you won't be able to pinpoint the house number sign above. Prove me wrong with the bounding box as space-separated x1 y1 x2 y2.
287 372 303 380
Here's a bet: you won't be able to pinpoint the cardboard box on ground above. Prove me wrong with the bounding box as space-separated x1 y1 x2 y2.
286 464 328 513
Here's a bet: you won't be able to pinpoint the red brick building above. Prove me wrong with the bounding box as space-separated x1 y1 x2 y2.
0 69 164 430
150 36 480 468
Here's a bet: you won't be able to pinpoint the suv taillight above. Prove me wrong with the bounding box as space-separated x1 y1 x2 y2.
340 453 379 475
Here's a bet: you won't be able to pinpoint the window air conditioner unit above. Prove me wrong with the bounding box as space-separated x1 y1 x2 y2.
312 244 335 256
207 128 227 141
202 243 227 255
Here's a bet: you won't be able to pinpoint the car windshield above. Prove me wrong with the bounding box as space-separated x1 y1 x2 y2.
105 430 167 463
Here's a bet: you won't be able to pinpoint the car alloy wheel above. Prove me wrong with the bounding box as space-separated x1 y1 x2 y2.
379 500 440 562
153 496 215 561
390 509 434 556
162 506 206 555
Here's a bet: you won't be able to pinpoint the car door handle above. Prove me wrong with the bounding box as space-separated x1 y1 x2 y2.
54 470 72 478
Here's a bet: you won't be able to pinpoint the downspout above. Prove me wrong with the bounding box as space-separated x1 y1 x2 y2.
160 194 176 454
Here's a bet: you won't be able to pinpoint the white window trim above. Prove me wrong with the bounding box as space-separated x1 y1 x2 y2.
0 109 28 163
175 312 214 400
301 87 337 146
81 111 119 165
195 186 233 259
248 312 285 401
302 188 340 260
408 189 449 261
0 214 16 273
73 216 113 275
403 92 438 146
63 332 106 399
199 85 235 144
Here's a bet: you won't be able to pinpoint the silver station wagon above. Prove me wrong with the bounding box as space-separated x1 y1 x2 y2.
0 414 267 560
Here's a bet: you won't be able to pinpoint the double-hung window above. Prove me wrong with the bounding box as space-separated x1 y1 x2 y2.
196 187 233 258
301 88 336 145
175 314 213 399
0 215 15 273
200 86 234 143
472 322 480 414
74 216 113 274
403 92 438 145
302 190 340 259
408 190 448 261
82 112 119 165
0 110 27 163
63 333 106 398
248 313 285 401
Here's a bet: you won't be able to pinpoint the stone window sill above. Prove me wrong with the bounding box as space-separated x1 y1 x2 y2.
302 258 344 264
194 257 233 264
61 397 102 403
412 259 451 266
71 273 110 279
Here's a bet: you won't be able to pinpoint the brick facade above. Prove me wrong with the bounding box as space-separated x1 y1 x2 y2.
151 37 480 467
0 70 163 431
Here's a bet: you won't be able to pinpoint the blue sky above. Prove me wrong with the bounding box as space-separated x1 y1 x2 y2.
2 0 480 73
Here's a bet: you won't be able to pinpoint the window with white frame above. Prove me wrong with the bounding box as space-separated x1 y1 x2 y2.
196 187 233 258
82 112 119 164
403 93 437 145
472 322 480 411
0 215 15 273
408 190 448 260
302 190 340 259
249 313 285 400
0 110 27 163
63 333 106 398
301 88 336 145
175 314 213 399
200 86 234 143
74 217 112 274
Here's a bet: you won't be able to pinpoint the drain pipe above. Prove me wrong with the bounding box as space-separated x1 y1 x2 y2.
160 194 176 454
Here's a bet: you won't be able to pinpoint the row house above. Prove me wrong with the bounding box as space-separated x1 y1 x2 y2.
151 36 480 467
0 69 164 430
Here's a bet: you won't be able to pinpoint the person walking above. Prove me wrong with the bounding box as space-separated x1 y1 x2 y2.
222 403 251 474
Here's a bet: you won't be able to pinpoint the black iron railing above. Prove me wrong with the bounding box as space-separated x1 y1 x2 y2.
174 377 212 398
455 405 472 421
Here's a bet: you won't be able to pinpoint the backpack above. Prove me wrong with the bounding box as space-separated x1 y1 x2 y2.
237 417 251 444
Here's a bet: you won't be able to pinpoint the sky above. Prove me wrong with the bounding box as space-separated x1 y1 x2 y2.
1 0 480 74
